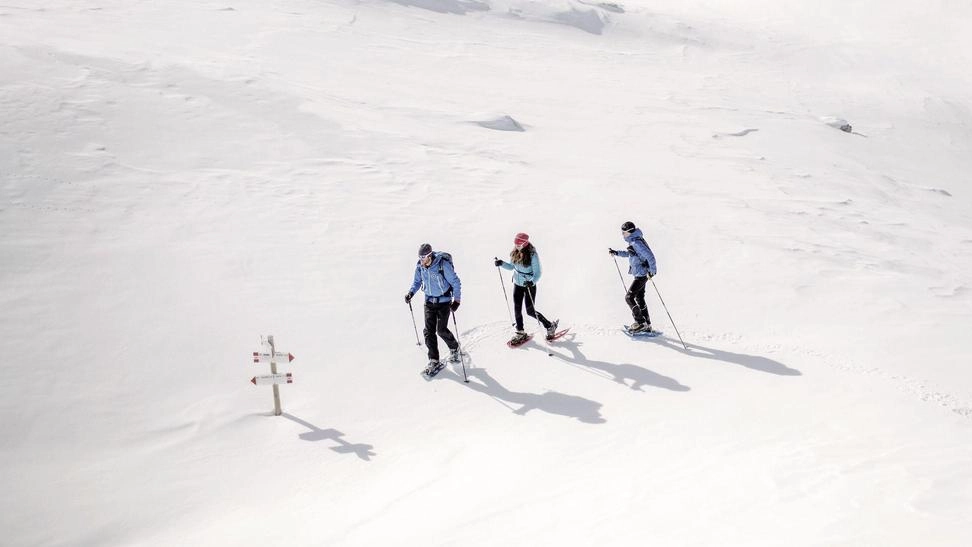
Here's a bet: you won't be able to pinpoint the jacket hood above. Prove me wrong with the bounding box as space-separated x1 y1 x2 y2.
418 252 444 268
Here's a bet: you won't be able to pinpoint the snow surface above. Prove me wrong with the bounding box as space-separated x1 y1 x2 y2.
2 0 971 545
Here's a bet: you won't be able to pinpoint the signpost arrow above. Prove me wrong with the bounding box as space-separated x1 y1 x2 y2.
252 351 295 364
251 373 294 386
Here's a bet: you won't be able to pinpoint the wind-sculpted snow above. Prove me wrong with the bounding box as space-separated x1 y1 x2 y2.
388 0 490 15
472 114 525 131
384 0 610 34
501 1 609 35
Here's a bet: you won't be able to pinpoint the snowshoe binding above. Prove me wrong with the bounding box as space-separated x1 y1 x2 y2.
623 324 661 338
422 359 446 379
544 320 570 341
448 347 463 364
507 331 532 348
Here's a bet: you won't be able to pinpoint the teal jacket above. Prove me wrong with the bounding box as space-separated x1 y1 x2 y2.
498 252 542 287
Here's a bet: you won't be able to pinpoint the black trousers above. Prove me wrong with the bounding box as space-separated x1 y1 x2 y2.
424 301 458 360
626 277 651 325
513 284 551 331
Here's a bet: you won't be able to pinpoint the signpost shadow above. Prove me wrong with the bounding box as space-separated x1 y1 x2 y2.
283 413 376 461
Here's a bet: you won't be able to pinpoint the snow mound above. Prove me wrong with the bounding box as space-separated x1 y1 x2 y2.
473 114 525 131
821 116 853 133
553 7 607 34
713 128 759 138
578 1 624 14
502 1 609 35
389 0 490 15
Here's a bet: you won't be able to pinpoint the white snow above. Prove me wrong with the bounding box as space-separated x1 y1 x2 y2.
2 0 971 545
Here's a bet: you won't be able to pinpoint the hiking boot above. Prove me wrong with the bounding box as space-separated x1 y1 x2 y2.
545 320 560 339
628 322 648 333
422 359 446 378
449 348 462 363
510 330 529 344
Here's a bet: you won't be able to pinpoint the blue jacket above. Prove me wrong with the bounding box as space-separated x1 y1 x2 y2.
409 252 462 303
499 252 542 287
616 228 657 277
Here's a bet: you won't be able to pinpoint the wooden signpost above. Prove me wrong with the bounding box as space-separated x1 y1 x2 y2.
251 335 295 416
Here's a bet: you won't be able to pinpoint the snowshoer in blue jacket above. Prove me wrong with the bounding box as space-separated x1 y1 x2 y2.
406 243 462 370
494 232 559 344
609 221 657 333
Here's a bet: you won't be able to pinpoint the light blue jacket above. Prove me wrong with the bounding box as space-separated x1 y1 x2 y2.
616 228 657 277
409 252 462 302
499 252 543 287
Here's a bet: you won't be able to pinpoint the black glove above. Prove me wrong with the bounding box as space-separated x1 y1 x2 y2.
524 280 534 287
405 292 413 304
494 258 504 267
608 248 618 256
648 272 655 279
450 300 461 311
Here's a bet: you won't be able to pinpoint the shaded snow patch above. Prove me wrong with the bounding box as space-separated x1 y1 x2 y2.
923 187 952 197
578 1 624 14
821 116 853 133
473 115 525 132
504 2 609 35
712 128 758 138
554 7 607 34
389 0 489 15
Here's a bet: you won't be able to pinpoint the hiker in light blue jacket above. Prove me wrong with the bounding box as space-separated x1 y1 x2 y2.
406 243 461 369
494 232 559 345
609 221 657 333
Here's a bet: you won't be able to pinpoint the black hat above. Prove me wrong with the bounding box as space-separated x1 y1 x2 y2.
621 221 636 232
418 243 433 257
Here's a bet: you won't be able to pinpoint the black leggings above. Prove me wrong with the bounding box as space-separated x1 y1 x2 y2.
424 301 458 360
626 277 651 324
513 284 551 331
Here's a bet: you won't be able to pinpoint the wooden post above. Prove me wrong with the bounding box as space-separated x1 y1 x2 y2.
269 335 282 416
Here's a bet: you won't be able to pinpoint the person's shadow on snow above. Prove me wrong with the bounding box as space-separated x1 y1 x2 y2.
283 413 376 461
551 334 690 392
637 335 801 376
440 367 606 424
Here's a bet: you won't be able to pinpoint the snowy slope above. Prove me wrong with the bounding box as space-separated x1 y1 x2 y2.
2 0 971 545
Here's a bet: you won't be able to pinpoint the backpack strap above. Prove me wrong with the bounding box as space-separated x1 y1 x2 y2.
632 237 650 265
435 253 454 297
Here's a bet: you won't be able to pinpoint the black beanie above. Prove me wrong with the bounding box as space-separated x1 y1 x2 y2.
418 243 433 257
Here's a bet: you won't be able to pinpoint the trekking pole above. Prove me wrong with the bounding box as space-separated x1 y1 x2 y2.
611 254 627 293
407 300 421 346
650 278 687 350
496 259 514 326
451 310 469 383
524 285 553 357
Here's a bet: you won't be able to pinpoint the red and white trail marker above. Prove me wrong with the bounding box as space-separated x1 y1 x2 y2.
251 373 294 386
252 351 295 364
250 335 294 416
